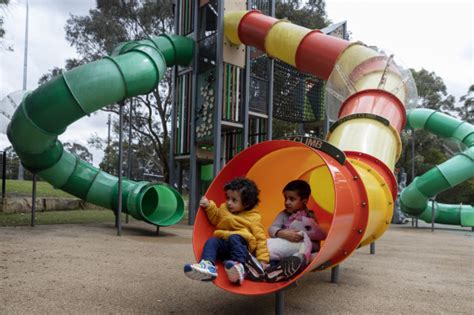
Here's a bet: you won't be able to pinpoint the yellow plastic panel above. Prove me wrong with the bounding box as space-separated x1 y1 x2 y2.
354 71 407 103
349 159 393 246
308 165 335 213
334 43 379 80
327 118 401 170
223 11 247 45
265 21 310 66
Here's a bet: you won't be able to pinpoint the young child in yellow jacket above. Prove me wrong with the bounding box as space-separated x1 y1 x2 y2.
184 177 269 285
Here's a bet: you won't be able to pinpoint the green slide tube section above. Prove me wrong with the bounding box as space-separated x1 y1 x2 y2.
400 109 474 227
7 34 194 226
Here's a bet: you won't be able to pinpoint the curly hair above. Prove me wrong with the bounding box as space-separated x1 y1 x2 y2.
283 180 311 200
224 177 260 210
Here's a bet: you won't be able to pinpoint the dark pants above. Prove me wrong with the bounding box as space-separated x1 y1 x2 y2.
201 235 249 265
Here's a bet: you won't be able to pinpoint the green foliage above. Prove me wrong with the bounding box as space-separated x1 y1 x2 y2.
456 84 473 124
411 68 455 113
276 0 327 29
63 142 93 163
0 0 9 49
438 178 474 205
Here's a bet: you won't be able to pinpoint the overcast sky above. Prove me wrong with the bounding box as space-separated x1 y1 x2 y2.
0 0 472 166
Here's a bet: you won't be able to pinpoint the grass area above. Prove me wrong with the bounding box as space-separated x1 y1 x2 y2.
0 209 190 227
0 209 127 226
4 180 75 198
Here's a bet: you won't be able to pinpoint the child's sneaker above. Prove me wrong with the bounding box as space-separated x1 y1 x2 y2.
244 253 266 282
265 255 303 282
184 260 217 281
224 260 245 285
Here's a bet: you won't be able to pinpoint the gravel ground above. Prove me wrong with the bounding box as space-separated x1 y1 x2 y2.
0 221 472 314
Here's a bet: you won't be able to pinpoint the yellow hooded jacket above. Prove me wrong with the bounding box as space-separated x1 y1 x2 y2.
204 201 270 263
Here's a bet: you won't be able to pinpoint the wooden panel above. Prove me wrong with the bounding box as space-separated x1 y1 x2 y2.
223 0 246 67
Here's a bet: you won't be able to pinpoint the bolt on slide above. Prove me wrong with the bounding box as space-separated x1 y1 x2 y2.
7 35 195 227
191 10 473 296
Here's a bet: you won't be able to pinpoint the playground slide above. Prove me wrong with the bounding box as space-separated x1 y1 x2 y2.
191 10 473 296
400 109 474 226
7 35 194 227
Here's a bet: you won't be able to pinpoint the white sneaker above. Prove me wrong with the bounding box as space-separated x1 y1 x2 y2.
224 260 245 285
184 260 217 281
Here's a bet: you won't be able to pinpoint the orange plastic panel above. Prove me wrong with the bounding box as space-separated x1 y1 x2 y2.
192 140 369 295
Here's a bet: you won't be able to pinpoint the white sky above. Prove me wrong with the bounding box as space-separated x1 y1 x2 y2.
0 0 472 166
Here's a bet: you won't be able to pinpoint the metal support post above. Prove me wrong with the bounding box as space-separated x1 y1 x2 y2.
2 151 6 199
370 242 375 255
275 290 284 315
126 98 133 225
116 102 124 236
30 174 37 227
431 197 436 232
331 265 340 283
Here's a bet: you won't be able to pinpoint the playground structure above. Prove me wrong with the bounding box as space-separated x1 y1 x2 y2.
189 3 474 296
3 0 473 300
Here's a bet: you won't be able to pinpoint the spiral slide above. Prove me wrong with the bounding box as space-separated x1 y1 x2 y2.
400 109 474 226
7 35 194 227
192 10 474 296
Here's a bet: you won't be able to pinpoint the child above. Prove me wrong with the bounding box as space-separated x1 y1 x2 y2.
265 180 326 282
184 177 269 285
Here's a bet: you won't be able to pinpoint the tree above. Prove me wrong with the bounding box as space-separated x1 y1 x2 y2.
276 0 327 30
41 0 175 181
63 142 93 164
87 115 163 180
411 68 455 113
0 0 9 49
456 84 473 124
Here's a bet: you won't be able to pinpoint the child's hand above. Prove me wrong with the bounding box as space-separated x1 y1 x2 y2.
260 261 269 270
278 229 304 242
199 197 210 208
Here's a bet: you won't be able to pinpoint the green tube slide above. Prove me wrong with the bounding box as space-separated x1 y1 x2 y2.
7 34 194 227
400 108 474 227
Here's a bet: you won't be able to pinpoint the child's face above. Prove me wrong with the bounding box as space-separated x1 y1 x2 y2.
226 190 245 213
283 190 307 213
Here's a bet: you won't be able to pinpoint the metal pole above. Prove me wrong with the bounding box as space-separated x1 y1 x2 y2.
275 290 284 315
126 98 133 224
30 173 37 227
330 265 339 283
18 0 29 181
116 102 124 236
213 1 225 174
266 0 276 140
411 128 415 183
2 150 6 199
431 197 436 232
370 242 375 255
187 0 199 225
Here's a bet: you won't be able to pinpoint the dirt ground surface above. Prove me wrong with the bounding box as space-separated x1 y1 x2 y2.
0 221 473 314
